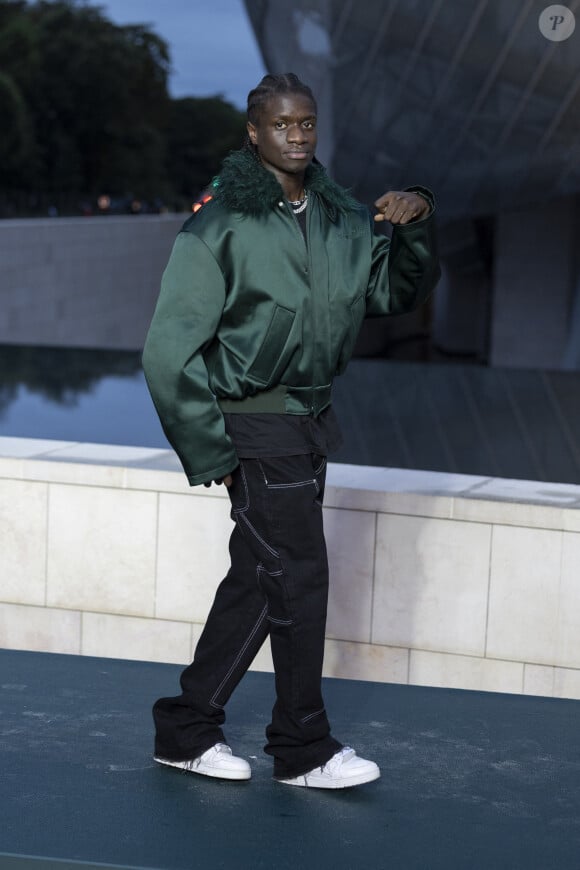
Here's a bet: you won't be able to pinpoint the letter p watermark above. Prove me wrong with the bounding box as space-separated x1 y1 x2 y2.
539 5 576 41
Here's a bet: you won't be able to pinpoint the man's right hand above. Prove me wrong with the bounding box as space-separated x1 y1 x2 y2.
204 474 234 488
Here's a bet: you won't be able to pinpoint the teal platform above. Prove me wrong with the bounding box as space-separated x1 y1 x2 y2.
1 649 580 869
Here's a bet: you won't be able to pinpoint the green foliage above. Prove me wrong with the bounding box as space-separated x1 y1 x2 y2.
0 0 246 215
0 3 37 181
168 96 247 203
0 71 33 172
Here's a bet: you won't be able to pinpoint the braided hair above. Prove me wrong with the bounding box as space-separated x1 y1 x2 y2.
246 73 317 125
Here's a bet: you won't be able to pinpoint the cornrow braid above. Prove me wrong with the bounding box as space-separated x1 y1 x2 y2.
246 73 317 125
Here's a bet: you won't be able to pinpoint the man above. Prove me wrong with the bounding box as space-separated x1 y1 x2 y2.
142 73 440 789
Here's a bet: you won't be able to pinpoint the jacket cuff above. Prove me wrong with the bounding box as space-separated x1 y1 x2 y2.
402 185 435 221
187 456 239 487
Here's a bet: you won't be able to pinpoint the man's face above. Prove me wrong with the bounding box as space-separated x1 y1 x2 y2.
247 92 317 182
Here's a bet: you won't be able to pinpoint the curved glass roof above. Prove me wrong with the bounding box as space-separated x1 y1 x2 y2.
245 0 580 219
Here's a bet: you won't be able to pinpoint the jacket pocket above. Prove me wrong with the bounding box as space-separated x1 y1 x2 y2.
248 304 296 385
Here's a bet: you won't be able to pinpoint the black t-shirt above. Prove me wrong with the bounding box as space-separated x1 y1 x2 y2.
223 406 343 458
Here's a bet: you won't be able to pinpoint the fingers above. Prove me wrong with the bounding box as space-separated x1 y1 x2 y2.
377 194 407 224
375 197 413 224
203 474 234 488
374 192 426 225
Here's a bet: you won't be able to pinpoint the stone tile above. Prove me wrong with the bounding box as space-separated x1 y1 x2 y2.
22 460 126 488
523 664 555 697
190 623 205 661
82 613 192 665
155 493 232 622
327 463 487 495
324 463 475 517
373 515 491 656
0 436 75 458
46 443 169 465
46 484 157 616
0 457 24 480
466 476 580 506
0 603 81 654
486 526 562 665
323 640 408 683
409 650 524 694
131 451 182 472
0 480 48 606
452 497 564 530
325 507 376 643
563 508 580 532
325 486 453 519
553 667 580 701
125 467 226 496
554 532 580 668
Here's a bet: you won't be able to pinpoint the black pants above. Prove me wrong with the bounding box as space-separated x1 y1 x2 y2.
153 453 342 779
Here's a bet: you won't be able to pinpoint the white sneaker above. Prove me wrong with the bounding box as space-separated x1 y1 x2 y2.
154 742 251 781
277 747 380 789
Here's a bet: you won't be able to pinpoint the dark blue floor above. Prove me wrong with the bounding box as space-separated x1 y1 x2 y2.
2 649 580 869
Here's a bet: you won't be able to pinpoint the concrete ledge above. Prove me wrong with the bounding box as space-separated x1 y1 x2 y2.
2 435 580 699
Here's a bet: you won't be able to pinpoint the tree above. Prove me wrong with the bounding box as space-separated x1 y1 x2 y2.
167 96 246 205
0 0 247 215
0 72 33 171
27 1 172 198
0 4 37 184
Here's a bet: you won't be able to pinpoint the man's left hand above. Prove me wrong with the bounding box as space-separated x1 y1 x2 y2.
374 191 430 225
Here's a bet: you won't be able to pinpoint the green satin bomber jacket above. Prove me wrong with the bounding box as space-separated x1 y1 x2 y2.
142 150 440 486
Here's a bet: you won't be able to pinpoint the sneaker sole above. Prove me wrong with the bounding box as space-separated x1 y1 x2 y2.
277 768 381 789
154 755 251 781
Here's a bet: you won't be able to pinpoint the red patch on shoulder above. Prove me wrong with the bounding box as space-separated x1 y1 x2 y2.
192 193 214 213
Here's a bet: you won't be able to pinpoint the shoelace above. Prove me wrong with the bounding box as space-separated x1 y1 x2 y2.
322 747 355 774
182 743 231 770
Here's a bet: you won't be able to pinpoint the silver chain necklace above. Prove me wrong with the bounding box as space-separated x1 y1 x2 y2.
288 192 308 214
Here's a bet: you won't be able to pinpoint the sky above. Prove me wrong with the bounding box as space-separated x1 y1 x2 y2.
96 0 266 109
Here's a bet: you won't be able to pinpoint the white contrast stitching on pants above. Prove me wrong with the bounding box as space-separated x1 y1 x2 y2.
300 707 325 724
209 604 268 709
238 512 280 558
266 478 317 490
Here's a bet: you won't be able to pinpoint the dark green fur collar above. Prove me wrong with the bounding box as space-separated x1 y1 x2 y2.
211 148 360 221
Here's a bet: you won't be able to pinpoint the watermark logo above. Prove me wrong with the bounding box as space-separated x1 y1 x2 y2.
539 5 576 41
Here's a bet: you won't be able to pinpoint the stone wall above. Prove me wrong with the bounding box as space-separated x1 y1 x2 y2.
0 215 184 350
2 435 580 700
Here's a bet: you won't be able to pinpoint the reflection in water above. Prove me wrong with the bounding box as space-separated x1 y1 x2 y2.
0 344 168 448
3 345 580 485
0 345 142 412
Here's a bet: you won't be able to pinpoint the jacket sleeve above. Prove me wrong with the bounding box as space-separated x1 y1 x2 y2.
365 186 441 317
142 231 238 486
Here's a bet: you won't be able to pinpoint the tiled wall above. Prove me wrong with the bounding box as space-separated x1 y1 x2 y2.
2 436 580 700
0 215 184 349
